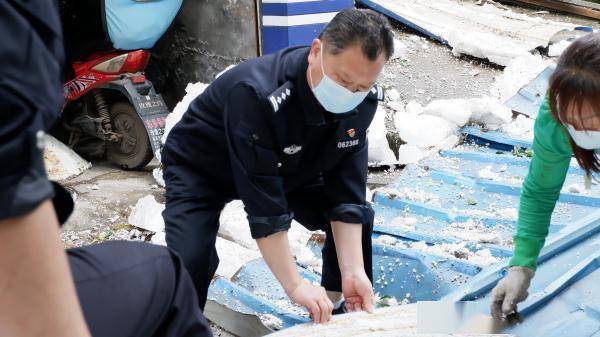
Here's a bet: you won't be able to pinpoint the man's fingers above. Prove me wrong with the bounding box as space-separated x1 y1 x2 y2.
319 299 329 323
361 289 374 313
344 301 352 312
346 299 356 312
364 296 374 313
326 297 334 317
318 299 332 322
309 303 321 323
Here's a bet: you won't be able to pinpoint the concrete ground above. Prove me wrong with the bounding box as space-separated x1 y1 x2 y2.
60 162 162 248
57 3 598 336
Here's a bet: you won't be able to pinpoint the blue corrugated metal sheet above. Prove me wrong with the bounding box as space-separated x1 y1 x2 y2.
504 66 554 117
207 126 600 335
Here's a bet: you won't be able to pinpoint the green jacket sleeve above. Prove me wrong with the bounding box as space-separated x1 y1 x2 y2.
508 98 573 271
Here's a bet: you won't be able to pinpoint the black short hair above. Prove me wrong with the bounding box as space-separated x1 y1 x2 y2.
319 8 394 61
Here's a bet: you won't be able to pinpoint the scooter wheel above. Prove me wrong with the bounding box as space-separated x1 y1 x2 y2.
106 102 153 170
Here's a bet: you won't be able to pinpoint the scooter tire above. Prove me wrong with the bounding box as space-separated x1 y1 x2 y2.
106 102 153 170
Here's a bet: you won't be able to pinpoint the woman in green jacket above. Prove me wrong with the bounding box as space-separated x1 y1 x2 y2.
491 32 600 319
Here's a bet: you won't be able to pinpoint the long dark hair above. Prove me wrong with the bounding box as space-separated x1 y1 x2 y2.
548 33 600 175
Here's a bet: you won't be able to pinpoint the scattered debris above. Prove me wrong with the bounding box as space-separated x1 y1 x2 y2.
368 106 397 165
258 314 284 331
396 112 456 148
152 167 165 187
389 216 418 230
567 183 583 194
442 219 512 247
128 195 165 233
548 39 572 57
44 135 91 181
219 200 322 271
478 165 502 181
476 0 509 10
391 38 409 61
374 235 402 246
161 82 209 145
393 96 511 162
410 241 500 266
397 144 426 165
215 237 260 279
489 54 552 103
501 114 535 141
376 294 400 308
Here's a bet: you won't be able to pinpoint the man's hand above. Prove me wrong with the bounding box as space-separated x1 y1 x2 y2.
287 280 333 323
342 270 374 313
256 231 333 323
331 220 374 313
490 266 534 319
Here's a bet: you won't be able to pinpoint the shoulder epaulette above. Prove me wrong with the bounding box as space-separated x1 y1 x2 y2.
367 84 384 102
267 81 294 114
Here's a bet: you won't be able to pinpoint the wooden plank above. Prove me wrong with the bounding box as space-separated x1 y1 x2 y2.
503 0 600 19
559 0 600 11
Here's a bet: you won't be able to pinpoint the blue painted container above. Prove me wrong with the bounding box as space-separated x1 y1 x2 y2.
260 0 354 55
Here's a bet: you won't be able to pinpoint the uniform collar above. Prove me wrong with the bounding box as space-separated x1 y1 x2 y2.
296 48 358 126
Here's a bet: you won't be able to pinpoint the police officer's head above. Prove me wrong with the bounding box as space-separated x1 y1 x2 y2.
307 8 393 114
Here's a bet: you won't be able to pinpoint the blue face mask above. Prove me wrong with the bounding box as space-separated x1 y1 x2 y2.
309 43 370 114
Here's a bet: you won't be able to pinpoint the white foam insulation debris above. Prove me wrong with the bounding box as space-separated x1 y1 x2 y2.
44 134 91 181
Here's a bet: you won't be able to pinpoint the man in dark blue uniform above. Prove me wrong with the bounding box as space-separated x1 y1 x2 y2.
0 2 211 336
161 8 394 323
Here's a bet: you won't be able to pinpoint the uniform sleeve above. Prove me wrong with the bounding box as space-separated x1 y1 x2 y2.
509 99 572 271
223 83 293 239
0 1 66 220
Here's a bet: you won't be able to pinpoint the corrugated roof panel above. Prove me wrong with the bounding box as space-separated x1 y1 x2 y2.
206 127 600 336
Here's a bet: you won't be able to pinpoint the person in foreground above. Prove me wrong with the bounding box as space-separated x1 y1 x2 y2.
161 8 394 323
0 2 211 336
491 33 600 319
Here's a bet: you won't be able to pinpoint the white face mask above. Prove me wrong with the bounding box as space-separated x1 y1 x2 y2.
309 43 370 114
564 124 600 150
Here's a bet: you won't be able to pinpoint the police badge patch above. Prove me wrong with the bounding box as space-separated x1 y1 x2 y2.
283 144 302 155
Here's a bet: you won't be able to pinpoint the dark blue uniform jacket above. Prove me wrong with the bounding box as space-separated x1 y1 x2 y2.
0 0 72 222
162 46 384 239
